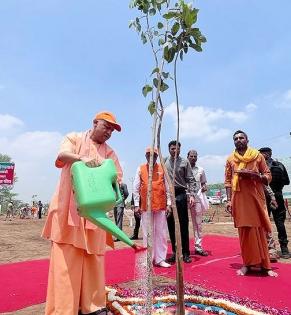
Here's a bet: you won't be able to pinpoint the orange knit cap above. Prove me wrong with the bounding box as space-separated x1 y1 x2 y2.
145 147 158 154
95 111 121 132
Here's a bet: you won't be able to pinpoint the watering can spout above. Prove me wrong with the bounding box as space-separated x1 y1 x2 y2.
71 159 134 248
83 211 134 247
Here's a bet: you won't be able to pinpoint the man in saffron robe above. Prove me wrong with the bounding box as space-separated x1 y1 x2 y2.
42 111 123 315
225 130 277 277
133 147 171 268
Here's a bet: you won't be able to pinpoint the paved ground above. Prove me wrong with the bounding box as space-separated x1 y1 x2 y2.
1 204 291 314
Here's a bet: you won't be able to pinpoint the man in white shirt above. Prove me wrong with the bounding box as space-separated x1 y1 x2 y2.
187 150 208 256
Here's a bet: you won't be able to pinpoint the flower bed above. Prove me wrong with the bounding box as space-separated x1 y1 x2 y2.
106 284 289 315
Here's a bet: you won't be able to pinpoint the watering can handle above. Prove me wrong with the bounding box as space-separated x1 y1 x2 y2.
113 181 123 205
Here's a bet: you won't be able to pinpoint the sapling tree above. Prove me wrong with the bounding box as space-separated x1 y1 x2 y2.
129 1 206 314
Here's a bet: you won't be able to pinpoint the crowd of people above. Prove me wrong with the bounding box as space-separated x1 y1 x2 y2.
40 111 290 315
120 132 290 276
3 200 45 220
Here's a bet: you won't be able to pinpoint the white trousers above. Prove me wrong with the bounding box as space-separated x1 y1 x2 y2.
141 211 168 264
190 202 203 250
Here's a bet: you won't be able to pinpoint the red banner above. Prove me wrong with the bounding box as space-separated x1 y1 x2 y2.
0 163 15 185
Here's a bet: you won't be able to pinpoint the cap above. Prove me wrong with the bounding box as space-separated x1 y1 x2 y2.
95 111 121 132
258 147 272 153
145 147 158 155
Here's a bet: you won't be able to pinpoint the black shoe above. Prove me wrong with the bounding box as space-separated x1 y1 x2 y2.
114 239 120 242
195 249 208 256
183 255 192 263
166 253 176 263
130 235 138 240
280 247 290 259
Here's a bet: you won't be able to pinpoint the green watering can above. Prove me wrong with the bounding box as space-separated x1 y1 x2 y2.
71 159 134 247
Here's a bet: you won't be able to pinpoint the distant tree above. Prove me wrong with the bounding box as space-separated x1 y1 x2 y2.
0 154 11 162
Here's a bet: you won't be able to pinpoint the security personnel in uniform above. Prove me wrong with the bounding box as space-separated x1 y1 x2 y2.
259 147 290 259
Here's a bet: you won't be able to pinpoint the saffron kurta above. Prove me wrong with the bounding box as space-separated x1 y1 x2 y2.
42 130 122 315
42 130 122 254
225 149 272 269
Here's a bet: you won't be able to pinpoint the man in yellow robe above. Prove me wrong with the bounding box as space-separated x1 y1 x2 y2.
225 130 277 277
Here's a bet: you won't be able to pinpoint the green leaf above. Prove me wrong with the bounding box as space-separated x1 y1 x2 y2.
163 45 169 61
163 46 175 63
162 71 169 79
190 43 202 52
189 28 200 37
141 32 147 44
153 78 159 88
179 50 183 61
158 38 165 46
194 37 201 46
183 7 197 28
163 12 178 19
171 22 180 35
151 67 160 75
200 35 207 43
136 23 141 32
129 20 134 28
142 84 153 97
135 17 141 32
160 81 169 92
157 22 164 29
183 44 188 54
139 2 150 14
168 47 176 63
148 101 156 115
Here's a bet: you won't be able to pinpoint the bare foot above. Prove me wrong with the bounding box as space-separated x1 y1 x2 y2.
266 270 278 277
237 266 248 276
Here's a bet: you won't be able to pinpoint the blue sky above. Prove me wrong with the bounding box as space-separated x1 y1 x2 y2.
0 1 291 202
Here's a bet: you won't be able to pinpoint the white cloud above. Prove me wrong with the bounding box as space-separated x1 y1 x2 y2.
0 130 63 203
0 114 24 131
246 102 257 112
199 154 228 167
273 89 291 109
198 154 228 184
165 103 255 141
